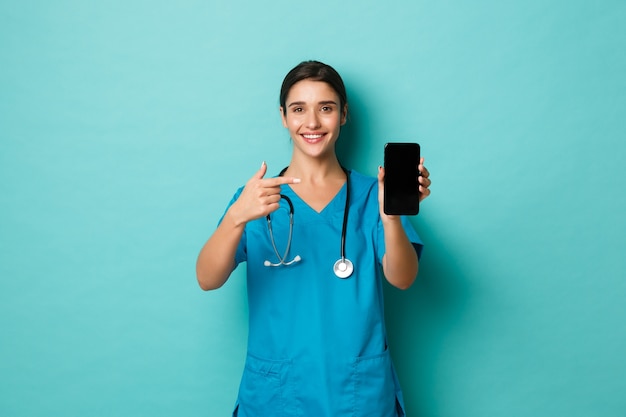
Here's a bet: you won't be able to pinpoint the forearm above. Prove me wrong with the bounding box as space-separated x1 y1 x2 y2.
196 210 245 290
381 218 419 290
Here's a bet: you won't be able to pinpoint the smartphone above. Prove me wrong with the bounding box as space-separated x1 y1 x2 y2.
384 142 420 215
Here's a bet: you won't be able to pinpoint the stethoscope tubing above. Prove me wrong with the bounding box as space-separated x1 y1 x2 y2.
265 194 300 267
265 167 353 278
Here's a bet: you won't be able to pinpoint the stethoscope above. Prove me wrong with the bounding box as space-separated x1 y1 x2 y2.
263 167 354 278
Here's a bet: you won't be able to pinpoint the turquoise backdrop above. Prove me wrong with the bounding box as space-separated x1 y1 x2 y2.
1 1 625 416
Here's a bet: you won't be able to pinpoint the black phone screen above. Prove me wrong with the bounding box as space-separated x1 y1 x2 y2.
384 142 420 215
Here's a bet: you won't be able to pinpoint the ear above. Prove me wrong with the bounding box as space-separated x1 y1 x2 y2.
279 106 288 128
340 104 348 126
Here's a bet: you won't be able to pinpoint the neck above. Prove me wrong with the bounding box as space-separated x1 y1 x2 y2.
284 155 345 182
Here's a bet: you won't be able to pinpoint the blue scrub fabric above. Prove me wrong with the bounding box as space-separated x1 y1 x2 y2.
221 170 423 417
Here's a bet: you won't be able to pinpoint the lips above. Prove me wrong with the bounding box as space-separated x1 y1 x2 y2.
301 133 325 143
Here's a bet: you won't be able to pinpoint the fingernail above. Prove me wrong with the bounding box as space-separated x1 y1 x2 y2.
293 178 301 184
261 161 266 168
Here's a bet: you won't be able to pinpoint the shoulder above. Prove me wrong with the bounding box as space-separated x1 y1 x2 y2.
347 169 379 203
348 169 378 185
347 169 376 189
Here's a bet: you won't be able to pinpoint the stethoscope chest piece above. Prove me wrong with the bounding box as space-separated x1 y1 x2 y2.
333 258 354 279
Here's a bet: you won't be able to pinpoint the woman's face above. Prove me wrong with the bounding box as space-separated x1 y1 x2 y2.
280 80 347 160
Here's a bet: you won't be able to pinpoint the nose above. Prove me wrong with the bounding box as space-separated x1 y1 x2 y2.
305 111 321 129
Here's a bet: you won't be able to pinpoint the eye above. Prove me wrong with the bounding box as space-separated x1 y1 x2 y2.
321 106 334 112
292 107 303 113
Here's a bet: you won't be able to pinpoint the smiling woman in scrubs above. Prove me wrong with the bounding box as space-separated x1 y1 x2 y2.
196 61 431 417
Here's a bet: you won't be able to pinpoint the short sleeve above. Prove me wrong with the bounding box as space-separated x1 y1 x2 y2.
218 187 247 266
402 215 423 259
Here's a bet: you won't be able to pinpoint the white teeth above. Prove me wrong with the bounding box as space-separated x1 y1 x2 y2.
303 134 323 139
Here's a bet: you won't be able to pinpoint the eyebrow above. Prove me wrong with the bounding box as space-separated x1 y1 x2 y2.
288 100 338 107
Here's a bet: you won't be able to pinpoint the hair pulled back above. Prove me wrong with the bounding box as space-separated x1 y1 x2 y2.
279 61 348 115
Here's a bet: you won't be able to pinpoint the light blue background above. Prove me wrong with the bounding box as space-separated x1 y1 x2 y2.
1 1 625 416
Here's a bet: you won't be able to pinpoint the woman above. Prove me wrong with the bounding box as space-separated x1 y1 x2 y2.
196 61 431 417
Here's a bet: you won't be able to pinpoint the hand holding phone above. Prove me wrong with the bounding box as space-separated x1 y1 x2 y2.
384 142 420 215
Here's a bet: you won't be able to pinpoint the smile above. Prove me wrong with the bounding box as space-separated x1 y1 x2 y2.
302 134 324 139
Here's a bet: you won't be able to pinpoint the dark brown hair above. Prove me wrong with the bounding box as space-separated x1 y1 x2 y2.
279 60 348 115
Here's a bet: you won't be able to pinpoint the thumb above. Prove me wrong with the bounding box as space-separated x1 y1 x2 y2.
253 161 267 180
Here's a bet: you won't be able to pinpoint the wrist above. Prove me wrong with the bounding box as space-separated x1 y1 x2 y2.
381 213 402 227
225 206 247 228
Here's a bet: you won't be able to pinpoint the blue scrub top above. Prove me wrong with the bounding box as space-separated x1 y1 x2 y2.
222 170 422 417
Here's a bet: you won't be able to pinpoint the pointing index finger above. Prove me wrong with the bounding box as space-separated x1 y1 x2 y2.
264 176 301 186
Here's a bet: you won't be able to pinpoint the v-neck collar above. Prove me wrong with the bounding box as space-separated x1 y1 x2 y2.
281 181 347 218
279 167 350 221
